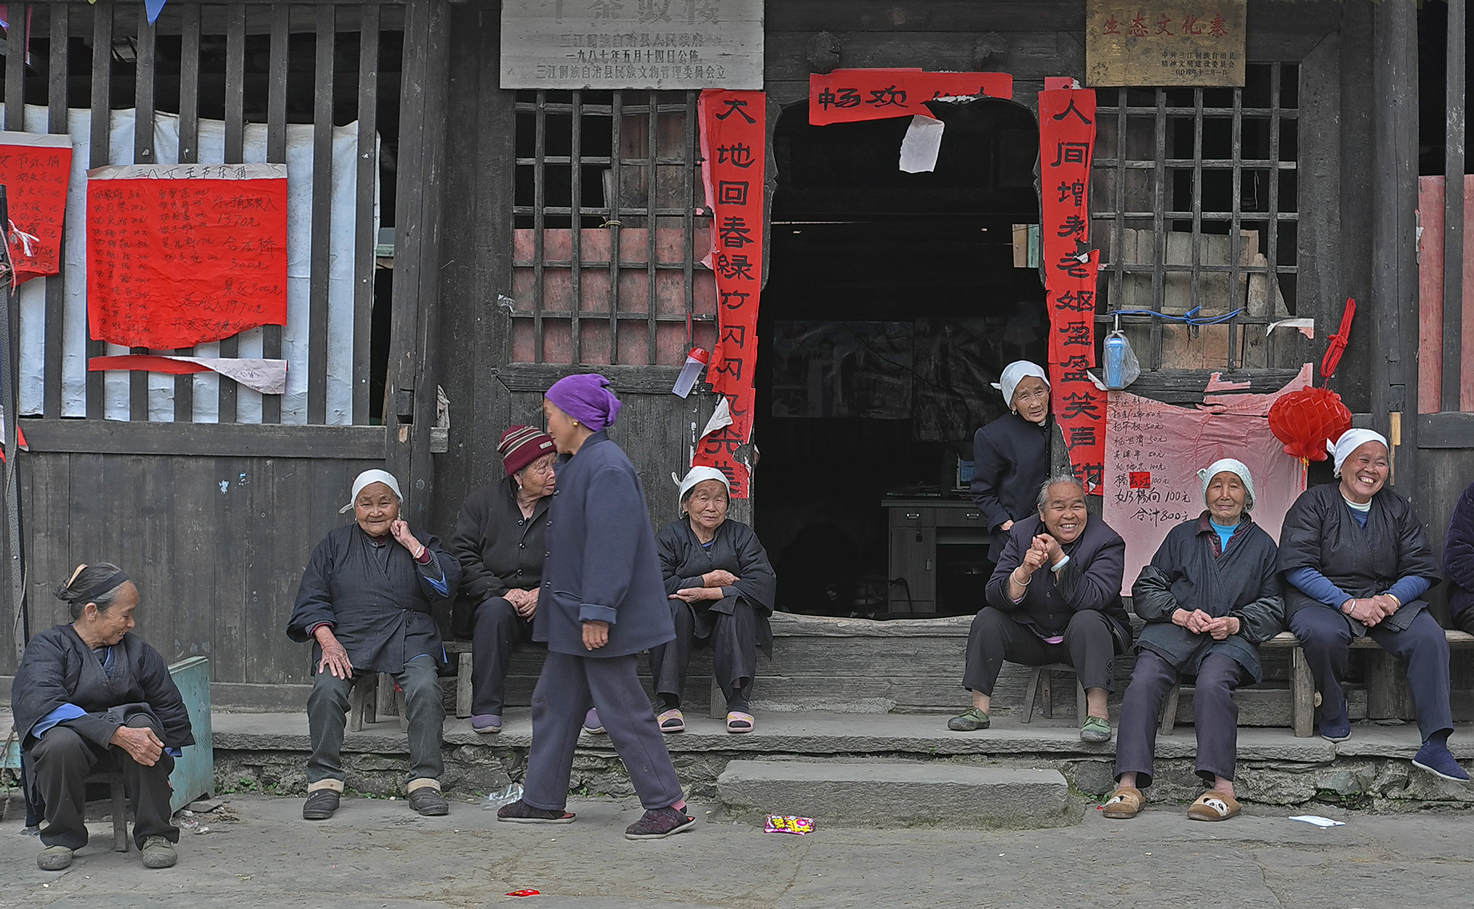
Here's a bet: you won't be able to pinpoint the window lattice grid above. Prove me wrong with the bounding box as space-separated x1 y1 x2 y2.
511 89 715 366
1090 63 1300 370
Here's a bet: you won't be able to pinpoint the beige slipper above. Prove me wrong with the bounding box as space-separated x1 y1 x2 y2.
1187 789 1241 821
1101 786 1144 819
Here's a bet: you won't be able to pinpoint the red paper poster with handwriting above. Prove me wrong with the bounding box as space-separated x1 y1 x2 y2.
1038 88 1105 493
86 163 288 349
809 70 1013 125
0 132 73 286
694 89 765 498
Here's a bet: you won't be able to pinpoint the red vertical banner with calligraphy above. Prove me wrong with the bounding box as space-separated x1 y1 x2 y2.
0 132 73 286
694 90 765 498
1038 88 1106 494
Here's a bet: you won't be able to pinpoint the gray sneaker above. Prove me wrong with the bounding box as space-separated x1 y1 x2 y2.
140 836 178 869
37 845 74 871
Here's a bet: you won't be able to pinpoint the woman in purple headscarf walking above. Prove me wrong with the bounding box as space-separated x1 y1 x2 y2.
496 373 694 840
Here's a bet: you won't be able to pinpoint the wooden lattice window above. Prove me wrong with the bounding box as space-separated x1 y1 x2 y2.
512 89 715 365
1091 63 1300 370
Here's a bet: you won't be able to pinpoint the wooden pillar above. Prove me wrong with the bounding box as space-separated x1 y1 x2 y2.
387 0 453 526
1369 0 1420 495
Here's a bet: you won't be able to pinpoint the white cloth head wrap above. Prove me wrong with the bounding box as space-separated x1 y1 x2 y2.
991 360 1050 409
1198 458 1256 511
673 466 730 504
1328 429 1389 478
340 469 404 513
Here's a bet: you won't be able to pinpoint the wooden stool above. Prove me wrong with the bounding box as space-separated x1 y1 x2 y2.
85 770 129 853
1020 663 1087 723
346 673 408 733
1160 682 1181 736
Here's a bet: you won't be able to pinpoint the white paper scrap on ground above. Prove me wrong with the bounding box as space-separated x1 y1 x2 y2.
171 357 288 395
899 115 946 174
1288 815 1346 827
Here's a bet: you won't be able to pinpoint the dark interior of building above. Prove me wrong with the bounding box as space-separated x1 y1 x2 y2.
756 98 1043 618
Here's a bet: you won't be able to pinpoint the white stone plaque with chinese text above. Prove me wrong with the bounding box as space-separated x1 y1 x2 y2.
501 0 763 90
1085 1 1247 88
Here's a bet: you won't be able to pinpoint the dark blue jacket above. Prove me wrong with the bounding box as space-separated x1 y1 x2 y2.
535 430 675 657
971 413 1052 562
1444 480 1474 621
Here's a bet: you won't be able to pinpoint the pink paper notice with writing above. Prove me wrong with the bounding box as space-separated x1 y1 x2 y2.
1104 367 1310 596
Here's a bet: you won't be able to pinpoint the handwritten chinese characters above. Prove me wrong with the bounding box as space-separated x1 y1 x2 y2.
692 89 764 497
1085 0 1247 87
500 0 762 90
1038 88 1106 494
808 69 1014 126
86 163 289 350
0 132 73 286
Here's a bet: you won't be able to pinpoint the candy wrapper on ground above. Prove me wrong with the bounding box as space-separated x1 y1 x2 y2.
506 890 540 897
764 815 816 835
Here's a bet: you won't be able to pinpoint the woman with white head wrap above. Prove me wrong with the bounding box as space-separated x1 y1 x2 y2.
1276 430 1466 781
646 467 777 735
1105 459 1284 821
287 469 463 820
971 360 1054 563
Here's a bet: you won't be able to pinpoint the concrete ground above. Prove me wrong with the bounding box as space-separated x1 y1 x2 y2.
3 793 1472 909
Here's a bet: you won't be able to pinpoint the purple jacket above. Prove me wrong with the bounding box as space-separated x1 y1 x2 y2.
1444 480 1474 621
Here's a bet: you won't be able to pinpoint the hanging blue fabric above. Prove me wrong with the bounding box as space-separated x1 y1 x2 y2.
145 0 168 27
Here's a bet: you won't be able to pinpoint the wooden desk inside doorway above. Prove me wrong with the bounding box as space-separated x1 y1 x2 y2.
882 497 991 615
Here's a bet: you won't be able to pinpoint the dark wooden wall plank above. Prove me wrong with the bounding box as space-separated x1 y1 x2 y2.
169 456 220 674
174 3 203 421
307 3 336 424
20 420 387 459
131 5 159 421
262 2 291 425
44 3 70 420
211 455 251 682
218 2 248 422
352 5 381 426
87 2 113 419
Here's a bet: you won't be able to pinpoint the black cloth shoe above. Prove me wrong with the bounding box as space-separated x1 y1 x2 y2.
302 789 341 820
496 799 576 824
408 787 449 816
1454 608 1474 636
624 806 696 840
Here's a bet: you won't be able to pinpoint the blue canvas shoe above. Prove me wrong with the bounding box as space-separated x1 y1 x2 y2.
471 714 502 734
1318 710 1351 743
1412 740 1471 782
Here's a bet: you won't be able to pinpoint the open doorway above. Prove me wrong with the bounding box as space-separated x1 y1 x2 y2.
757 98 1044 618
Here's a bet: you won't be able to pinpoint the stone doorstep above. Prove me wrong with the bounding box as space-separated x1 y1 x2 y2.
715 760 1082 829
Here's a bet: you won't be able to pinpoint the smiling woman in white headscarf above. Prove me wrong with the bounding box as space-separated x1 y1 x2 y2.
1275 430 1466 782
1104 459 1284 822
971 360 1054 563
286 469 462 821
647 467 777 735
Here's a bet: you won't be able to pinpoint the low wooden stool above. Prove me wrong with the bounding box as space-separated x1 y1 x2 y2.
346 673 408 733
1020 663 1087 723
85 770 129 852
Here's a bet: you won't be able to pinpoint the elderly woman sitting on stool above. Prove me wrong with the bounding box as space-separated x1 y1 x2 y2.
449 425 558 735
287 469 463 820
11 563 194 871
649 466 777 734
1104 459 1284 822
1278 429 1467 781
949 474 1131 742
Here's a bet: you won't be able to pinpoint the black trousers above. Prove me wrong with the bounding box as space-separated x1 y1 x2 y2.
647 597 757 710
470 596 537 716
1114 650 1246 788
306 657 445 787
523 651 683 812
1289 606 1453 739
30 714 178 850
962 607 1119 696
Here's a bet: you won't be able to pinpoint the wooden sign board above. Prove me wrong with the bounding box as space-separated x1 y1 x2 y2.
1085 1 1247 87
501 0 763 91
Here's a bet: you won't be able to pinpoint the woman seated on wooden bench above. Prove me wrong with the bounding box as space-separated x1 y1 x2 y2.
1442 477 1474 636
1277 429 1468 782
1104 459 1284 822
448 425 557 735
648 467 777 735
949 474 1131 743
11 563 194 871
287 469 463 820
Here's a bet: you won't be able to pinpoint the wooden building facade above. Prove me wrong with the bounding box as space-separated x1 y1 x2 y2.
2 0 1472 709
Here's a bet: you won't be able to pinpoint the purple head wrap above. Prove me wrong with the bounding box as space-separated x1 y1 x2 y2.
545 373 623 432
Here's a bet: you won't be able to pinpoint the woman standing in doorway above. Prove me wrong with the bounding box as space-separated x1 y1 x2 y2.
971 360 1054 565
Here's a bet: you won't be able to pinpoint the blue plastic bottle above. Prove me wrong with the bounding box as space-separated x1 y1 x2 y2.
1103 333 1130 389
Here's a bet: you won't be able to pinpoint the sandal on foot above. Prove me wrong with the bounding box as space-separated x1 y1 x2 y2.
1188 790 1241 821
947 707 990 732
1101 786 1144 819
657 708 685 733
725 711 754 734
496 799 576 824
624 805 696 840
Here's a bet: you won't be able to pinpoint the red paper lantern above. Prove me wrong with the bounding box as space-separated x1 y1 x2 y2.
1268 387 1352 461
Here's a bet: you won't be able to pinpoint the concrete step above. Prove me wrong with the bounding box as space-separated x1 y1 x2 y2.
715 759 1082 829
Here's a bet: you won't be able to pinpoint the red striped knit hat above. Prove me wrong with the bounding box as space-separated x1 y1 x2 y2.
498 425 556 477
